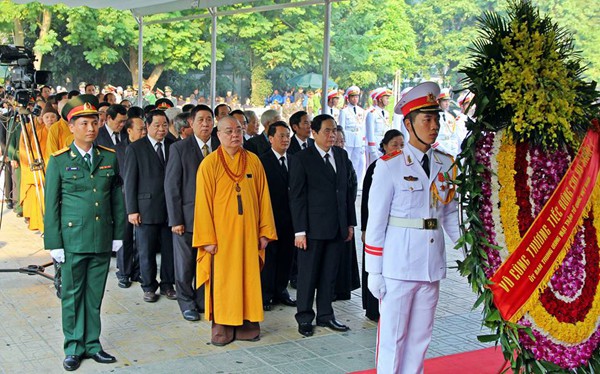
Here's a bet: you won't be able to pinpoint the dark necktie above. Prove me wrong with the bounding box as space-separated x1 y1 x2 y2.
114 132 120 144
156 142 165 165
381 110 385 118
302 142 307 150
330 108 333 115
422 153 430 178
83 153 92 171
353 106 356 114
280 156 288 175
442 113 446 122
324 153 336 175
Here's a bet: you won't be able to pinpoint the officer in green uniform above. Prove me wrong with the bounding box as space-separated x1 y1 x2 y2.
44 94 125 371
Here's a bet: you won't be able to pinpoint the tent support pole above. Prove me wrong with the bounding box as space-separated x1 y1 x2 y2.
321 0 332 111
209 7 217 110
135 15 144 107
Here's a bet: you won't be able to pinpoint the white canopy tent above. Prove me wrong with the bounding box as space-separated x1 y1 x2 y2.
14 0 339 109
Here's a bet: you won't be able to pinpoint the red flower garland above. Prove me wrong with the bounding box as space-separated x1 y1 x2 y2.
539 215 599 323
514 142 534 235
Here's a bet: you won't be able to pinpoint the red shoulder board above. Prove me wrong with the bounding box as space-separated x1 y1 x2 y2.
381 149 402 161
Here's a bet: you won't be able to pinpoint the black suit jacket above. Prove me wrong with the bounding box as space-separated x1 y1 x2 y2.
95 125 118 150
164 135 218 232
123 136 173 224
114 137 132 177
287 135 314 155
260 150 295 237
289 144 357 240
244 132 271 156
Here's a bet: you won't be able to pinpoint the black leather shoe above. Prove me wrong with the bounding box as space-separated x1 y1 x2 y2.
317 319 350 332
160 288 177 300
263 302 272 311
87 350 116 364
143 291 158 302
63 355 81 371
182 309 200 321
278 296 296 307
117 277 131 289
298 322 314 337
289 279 297 289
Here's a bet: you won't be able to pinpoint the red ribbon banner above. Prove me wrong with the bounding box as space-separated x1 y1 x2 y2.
490 129 600 322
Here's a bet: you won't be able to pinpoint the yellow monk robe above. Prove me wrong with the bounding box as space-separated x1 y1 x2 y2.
44 118 73 161
19 119 48 232
193 149 277 326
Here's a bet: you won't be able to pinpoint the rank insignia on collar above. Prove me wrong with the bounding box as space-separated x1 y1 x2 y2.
407 155 413 164
99 165 112 170
404 176 419 181
70 151 77 158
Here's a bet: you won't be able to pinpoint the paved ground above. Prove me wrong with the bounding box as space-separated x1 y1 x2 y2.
0 196 494 373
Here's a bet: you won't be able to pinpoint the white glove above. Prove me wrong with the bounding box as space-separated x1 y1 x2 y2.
50 249 65 263
112 240 123 252
368 273 386 300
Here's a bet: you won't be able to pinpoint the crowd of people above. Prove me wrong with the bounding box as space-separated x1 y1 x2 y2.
0 80 473 372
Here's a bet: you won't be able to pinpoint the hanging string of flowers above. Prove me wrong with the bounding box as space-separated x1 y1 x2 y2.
455 0 600 372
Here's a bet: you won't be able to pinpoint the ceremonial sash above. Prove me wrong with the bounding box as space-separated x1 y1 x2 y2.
490 129 600 322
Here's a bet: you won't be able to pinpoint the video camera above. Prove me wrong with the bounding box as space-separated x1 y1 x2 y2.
0 45 51 109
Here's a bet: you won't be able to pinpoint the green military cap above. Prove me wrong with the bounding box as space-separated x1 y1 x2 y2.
61 94 100 122
164 86 173 92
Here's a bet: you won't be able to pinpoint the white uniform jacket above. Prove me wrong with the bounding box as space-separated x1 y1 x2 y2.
338 104 366 148
321 105 340 123
365 146 460 282
365 107 389 162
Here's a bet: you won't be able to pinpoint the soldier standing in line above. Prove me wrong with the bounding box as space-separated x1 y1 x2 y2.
45 94 125 371
365 88 392 165
338 86 366 185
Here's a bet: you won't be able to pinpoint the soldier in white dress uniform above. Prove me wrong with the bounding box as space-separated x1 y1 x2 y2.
432 88 465 157
365 88 392 165
365 82 460 374
321 90 340 123
338 86 366 182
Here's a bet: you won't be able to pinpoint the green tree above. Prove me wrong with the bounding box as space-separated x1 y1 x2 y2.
60 6 213 87
330 0 417 89
532 0 600 81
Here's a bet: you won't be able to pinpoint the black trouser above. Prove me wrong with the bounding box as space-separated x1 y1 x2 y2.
173 232 205 312
135 223 174 293
116 220 139 280
261 234 294 303
295 235 343 325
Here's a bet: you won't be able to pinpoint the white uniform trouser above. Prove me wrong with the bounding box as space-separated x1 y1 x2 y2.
376 278 440 374
347 145 365 186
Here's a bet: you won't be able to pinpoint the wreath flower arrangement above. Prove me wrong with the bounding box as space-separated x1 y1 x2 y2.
456 1 599 372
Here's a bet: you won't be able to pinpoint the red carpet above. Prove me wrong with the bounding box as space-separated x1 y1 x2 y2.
351 347 512 374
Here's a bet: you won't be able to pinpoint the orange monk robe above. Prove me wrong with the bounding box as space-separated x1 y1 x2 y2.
44 118 73 161
19 119 48 232
193 149 277 326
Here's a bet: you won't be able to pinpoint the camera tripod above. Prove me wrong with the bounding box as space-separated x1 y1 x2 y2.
0 106 61 297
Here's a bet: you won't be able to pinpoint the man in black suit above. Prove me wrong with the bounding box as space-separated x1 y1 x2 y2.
287 110 315 155
165 104 219 322
286 110 315 289
124 110 176 303
289 114 357 337
244 109 281 156
114 117 146 288
95 104 127 149
259 121 297 312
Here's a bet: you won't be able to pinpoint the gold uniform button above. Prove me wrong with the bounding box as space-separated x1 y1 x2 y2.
93 188 97 192
96 216 100 221
95 202 99 206
409 187 414 191
68 222 73 227
90 175 94 179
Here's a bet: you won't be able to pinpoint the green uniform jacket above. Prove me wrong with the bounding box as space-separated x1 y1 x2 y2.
44 143 125 253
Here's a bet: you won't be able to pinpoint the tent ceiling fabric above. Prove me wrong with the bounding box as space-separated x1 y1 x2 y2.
13 0 257 16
